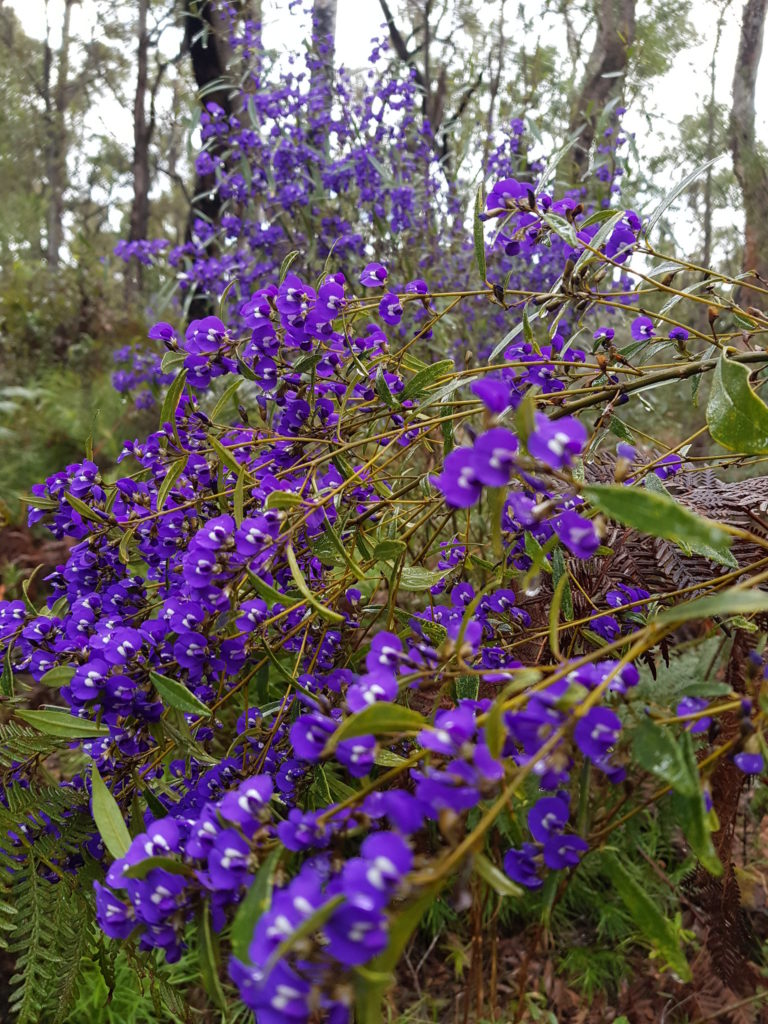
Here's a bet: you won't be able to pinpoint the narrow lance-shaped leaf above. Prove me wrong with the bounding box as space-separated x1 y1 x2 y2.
285 544 345 623
16 709 110 738
230 848 282 963
583 483 733 563
91 763 132 860
600 850 691 981
325 703 427 753
159 368 187 438
150 671 211 717
473 182 487 284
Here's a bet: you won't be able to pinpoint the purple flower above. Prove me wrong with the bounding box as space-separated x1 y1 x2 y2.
419 705 476 755
669 326 689 342
553 509 599 559
734 752 764 775
527 414 586 470
542 833 588 870
432 449 484 507
503 844 542 889
185 316 227 355
573 707 621 761
361 262 388 287
379 293 403 325
528 796 570 842
676 697 711 735
654 453 683 480
630 316 655 341
616 443 636 462
472 428 519 487
471 378 511 413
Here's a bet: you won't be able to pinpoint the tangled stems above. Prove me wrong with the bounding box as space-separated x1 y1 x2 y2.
7 147 768 1021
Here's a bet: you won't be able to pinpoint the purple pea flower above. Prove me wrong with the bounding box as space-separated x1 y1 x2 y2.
669 326 689 342
573 707 621 761
361 262 388 287
528 795 570 843
503 843 542 889
542 833 588 870
630 316 655 341
379 293 403 325
433 448 484 507
553 509 599 559
734 752 764 775
472 428 519 486
471 378 511 413
527 414 586 470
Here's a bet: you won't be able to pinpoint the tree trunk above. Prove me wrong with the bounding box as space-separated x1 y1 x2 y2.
731 0 768 286
184 0 232 318
45 0 74 268
128 0 150 249
310 0 337 88
568 0 636 179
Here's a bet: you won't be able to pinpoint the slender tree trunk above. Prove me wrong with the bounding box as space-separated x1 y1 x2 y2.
45 0 74 268
310 0 337 88
129 0 150 250
568 0 636 179
184 0 232 318
731 0 768 285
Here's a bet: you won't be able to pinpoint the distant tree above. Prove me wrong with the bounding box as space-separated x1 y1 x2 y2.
568 0 636 178
731 0 768 286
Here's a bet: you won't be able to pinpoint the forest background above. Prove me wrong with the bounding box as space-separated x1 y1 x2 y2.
4 2 768 1022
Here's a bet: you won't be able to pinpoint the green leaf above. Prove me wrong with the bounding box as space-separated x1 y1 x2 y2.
325 703 427 752
354 886 442 1024
209 376 243 422
265 490 302 510
15 709 110 738
278 249 300 285
39 665 75 689
160 349 186 374
123 856 194 880
230 849 282 963
91 763 131 860
706 351 768 454
208 435 244 476
632 722 722 875
551 548 573 620
473 852 523 898
150 671 211 717
0 645 14 697
473 183 487 284
400 359 454 402
156 458 187 512
654 589 768 626
670 788 722 877
583 483 732 564
374 368 399 409
246 569 301 610
159 369 187 435
64 492 106 525
631 718 698 797
285 544 345 623
234 464 246 526
198 904 227 1011
373 539 407 562
318 515 366 580
455 675 479 700
600 851 691 980
398 566 450 591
